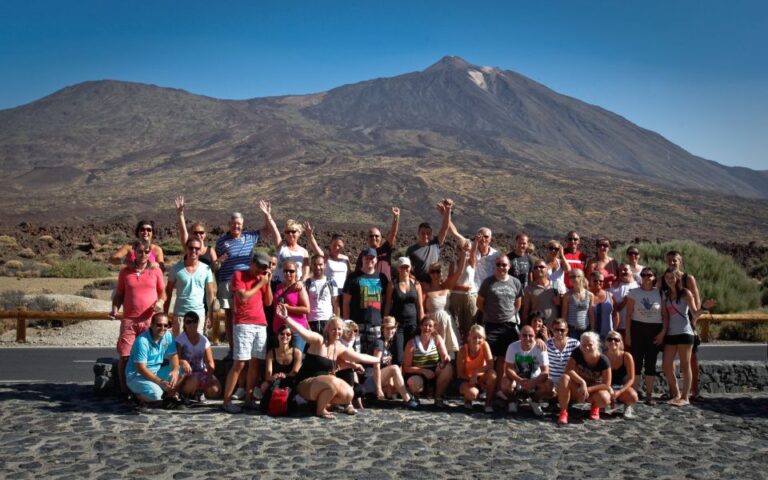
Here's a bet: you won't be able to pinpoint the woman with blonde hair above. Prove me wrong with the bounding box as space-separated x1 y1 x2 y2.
556 331 612 424
280 309 379 419
604 331 638 418
456 324 495 412
273 219 310 282
175 196 218 268
560 269 594 340
421 260 461 356
544 239 570 295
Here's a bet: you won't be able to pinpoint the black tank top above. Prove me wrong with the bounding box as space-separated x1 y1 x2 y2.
272 348 295 376
296 352 334 382
392 280 419 327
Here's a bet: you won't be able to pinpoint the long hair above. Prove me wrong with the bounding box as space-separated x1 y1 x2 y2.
661 267 686 302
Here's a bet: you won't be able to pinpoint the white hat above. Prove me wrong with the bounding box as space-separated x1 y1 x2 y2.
397 257 411 267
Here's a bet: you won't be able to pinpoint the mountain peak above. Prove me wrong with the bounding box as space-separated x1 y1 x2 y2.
425 55 473 72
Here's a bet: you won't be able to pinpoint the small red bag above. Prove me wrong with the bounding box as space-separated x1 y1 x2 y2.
267 387 290 416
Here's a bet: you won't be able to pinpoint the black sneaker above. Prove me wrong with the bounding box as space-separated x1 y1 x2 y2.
404 397 420 410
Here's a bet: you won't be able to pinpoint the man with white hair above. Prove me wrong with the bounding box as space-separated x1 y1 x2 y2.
215 202 279 358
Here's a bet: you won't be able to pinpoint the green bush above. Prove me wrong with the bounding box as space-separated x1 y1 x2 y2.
42 259 112 279
615 240 761 313
160 238 183 256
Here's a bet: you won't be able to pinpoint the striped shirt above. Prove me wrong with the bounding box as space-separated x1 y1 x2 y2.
411 336 440 368
546 337 580 385
215 230 261 282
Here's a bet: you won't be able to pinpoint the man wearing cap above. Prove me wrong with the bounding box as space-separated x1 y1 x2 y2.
343 248 389 354
406 199 453 283
355 207 401 281
163 237 215 336
222 251 274 413
214 202 280 358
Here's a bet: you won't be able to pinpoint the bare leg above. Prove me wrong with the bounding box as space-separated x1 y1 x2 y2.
662 345 680 401
225 309 234 354
245 358 261 402
436 364 454 399
672 345 693 406
690 350 699 396
223 361 246 404
118 356 129 394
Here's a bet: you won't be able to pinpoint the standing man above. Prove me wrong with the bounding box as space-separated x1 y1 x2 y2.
223 252 274 413
356 207 401 281
521 259 561 328
406 199 452 283
476 255 523 407
110 239 166 396
125 313 184 409
344 248 389 354
506 233 536 289
215 202 279 357
164 237 215 336
563 231 587 290
305 254 339 333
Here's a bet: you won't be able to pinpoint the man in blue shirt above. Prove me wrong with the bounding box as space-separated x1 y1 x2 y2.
126 313 185 407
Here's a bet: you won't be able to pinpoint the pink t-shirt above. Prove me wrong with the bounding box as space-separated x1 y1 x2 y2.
273 283 308 332
232 270 269 326
116 267 164 322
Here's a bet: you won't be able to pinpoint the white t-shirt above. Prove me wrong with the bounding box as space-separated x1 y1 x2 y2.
547 260 567 295
627 287 663 324
306 277 337 323
175 331 210 372
505 341 548 379
474 247 501 292
274 243 309 283
324 256 349 296
610 281 638 329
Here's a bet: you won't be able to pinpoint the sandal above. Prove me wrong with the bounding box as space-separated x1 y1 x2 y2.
344 405 358 415
645 397 657 406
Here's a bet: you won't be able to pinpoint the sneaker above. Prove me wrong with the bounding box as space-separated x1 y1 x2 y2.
232 387 246 400
404 397 420 410
252 388 263 401
196 393 207 404
507 401 518 414
223 402 242 414
557 410 569 425
624 404 635 419
435 398 446 408
463 400 473 410
589 406 600 420
484 405 494 414
530 402 544 417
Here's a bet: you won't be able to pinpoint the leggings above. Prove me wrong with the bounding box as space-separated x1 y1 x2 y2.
630 321 663 376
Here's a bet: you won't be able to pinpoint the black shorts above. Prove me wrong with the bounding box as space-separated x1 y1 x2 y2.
486 322 519 357
665 334 695 345
693 334 701 353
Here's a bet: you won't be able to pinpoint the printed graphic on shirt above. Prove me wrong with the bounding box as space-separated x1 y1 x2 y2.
358 277 383 310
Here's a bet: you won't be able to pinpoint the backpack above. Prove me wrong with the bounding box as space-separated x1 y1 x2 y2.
264 378 292 417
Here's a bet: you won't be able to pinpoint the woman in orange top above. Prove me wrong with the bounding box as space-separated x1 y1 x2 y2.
456 324 496 412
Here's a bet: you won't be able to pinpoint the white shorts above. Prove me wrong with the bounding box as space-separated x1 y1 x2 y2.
217 280 233 310
233 324 267 361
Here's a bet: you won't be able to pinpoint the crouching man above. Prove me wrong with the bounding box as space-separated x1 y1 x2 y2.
125 313 186 408
500 325 553 416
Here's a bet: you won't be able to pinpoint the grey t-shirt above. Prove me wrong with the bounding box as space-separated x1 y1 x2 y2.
406 237 441 283
478 275 523 324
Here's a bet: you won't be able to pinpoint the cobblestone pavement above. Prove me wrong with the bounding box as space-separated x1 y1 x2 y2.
0 383 766 479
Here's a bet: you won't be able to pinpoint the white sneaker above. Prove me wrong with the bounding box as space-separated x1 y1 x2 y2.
624 404 635 419
232 387 246 400
252 388 263 401
507 401 518 414
530 402 544 417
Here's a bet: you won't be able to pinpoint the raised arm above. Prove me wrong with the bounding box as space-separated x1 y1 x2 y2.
175 196 189 245
278 304 323 346
386 207 400 247
436 199 452 246
303 222 324 256
260 200 281 246
447 221 469 249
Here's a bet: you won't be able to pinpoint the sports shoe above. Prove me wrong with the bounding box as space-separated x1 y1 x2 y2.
252 388 263 401
623 404 635 419
484 405 494 414
435 398 446 408
223 402 242 414
232 387 246 400
557 410 569 425
463 400 473 410
196 393 207 404
507 401 518 414
404 397 420 410
589 406 600 420
530 402 544 417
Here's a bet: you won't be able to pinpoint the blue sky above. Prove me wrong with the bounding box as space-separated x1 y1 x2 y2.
1 1 766 170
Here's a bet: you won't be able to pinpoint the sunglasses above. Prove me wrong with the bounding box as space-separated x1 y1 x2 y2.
606 337 621 343
136 249 150 255
554 328 567 333
548 247 559 251
283 269 296 274
154 323 170 329
567 237 579 241
187 246 201 251
139 227 153 232
480 235 491 239
285 230 298 234
627 251 639 256
597 244 610 248
192 231 206 235
640 273 654 278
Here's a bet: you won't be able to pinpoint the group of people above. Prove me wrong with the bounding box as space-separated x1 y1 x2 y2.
108 197 714 422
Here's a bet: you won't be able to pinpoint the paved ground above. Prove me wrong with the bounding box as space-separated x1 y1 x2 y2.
0 382 765 479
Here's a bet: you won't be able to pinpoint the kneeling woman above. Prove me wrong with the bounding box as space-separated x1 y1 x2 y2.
278 306 380 419
456 324 496 412
365 316 419 408
556 331 611 424
176 312 221 400
403 316 454 407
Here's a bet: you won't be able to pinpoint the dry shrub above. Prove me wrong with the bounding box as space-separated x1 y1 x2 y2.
38 235 54 243
44 253 61 264
18 248 35 259
0 235 17 247
5 260 23 270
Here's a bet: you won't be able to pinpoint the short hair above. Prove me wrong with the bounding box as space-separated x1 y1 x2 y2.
331 233 344 241
311 254 325 264
477 227 492 237
527 311 545 324
134 220 155 237
551 318 567 328
284 219 303 235
469 324 486 339
151 312 168 325
132 238 151 252
186 237 202 247
183 311 200 323
640 266 656 278
418 222 432 231
515 233 529 241
230 212 244 221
